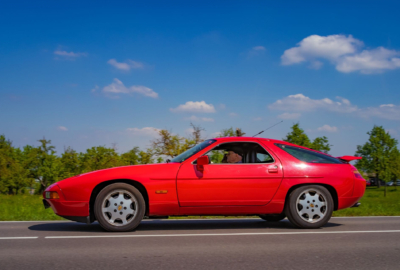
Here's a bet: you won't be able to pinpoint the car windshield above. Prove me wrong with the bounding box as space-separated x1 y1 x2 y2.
170 139 216 163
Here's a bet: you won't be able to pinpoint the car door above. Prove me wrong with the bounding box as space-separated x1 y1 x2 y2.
176 141 283 207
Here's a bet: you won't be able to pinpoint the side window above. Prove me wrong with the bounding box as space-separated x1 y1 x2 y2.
207 150 226 164
254 144 274 163
256 153 273 163
275 144 342 164
204 142 274 164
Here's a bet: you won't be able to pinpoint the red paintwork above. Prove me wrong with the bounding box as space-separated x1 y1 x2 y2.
43 137 366 219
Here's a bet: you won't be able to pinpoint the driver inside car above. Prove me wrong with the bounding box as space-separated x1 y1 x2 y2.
226 151 242 163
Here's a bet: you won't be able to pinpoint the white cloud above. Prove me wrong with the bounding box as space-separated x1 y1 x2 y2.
54 50 87 59
253 117 263 121
107 59 144 71
126 127 160 137
91 85 99 93
317 125 338 133
281 34 400 74
336 47 400 74
277 112 301 119
282 35 361 65
102 78 158 98
253 46 266 51
57 126 68 131
309 60 323 70
170 101 216 113
269 94 357 113
270 94 400 121
186 115 214 122
247 46 266 58
361 104 400 120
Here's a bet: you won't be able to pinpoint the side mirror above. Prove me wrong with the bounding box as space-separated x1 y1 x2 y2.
196 156 209 172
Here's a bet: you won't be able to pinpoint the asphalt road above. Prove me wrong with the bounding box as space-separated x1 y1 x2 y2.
1 217 400 270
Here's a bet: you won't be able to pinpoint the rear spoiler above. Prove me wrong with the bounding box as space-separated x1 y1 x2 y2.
337 156 362 163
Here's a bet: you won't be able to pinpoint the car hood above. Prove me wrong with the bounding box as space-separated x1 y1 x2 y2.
57 162 182 188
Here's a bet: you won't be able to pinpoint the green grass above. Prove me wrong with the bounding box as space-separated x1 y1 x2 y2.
0 195 64 221
0 187 399 221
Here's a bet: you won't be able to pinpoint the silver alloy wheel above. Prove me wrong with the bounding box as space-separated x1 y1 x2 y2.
295 188 327 223
101 189 138 226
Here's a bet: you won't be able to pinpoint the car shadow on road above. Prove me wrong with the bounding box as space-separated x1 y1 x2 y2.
28 219 342 233
28 222 104 232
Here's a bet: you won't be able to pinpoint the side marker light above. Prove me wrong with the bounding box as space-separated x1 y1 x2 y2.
45 191 60 199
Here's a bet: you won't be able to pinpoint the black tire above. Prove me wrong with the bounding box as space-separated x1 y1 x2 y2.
259 213 286 222
94 183 145 232
285 185 333 229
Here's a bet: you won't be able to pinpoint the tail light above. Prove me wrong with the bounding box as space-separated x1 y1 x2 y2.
353 169 364 180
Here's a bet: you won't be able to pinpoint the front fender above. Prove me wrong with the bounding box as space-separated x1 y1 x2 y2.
57 163 181 216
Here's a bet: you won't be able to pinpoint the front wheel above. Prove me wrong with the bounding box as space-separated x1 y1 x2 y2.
94 183 145 232
285 185 333 229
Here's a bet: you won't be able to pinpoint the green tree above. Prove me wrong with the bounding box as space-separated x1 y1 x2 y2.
388 148 400 190
355 125 398 196
60 147 82 178
151 124 207 159
284 123 331 153
34 138 63 193
218 127 245 137
121 147 155 165
311 136 331 153
235 128 246 137
189 123 205 144
284 123 312 148
152 130 191 158
80 146 123 172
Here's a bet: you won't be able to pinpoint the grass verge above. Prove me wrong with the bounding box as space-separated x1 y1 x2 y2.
0 187 399 221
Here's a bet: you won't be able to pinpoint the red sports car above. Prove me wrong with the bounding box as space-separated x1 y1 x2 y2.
43 137 366 231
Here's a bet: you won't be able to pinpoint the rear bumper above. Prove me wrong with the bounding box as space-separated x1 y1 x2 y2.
337 177 366 210
338 196 363 210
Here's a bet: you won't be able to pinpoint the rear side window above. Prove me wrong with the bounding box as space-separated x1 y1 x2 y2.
275 144 342 164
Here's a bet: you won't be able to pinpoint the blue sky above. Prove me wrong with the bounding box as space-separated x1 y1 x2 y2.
1 0 400 156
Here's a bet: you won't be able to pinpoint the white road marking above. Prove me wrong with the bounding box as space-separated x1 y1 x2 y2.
0 237 38 240
45 230 400 239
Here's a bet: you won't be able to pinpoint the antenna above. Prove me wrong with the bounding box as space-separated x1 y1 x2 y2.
252 120 283 137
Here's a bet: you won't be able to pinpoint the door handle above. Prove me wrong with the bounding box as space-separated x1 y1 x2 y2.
268 165 278 173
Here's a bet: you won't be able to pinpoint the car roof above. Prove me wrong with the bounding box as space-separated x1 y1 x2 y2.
212 136 288 144
211 136 329 155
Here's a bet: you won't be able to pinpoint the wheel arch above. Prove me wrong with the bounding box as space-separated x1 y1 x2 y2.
284 183 338 211
89 179 149 222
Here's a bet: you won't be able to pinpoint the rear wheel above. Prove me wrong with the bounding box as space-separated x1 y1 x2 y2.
285 185 333 229
259 213 286 222
94 183 145 232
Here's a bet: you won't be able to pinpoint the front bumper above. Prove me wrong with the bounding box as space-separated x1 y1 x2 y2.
43 184 90 218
